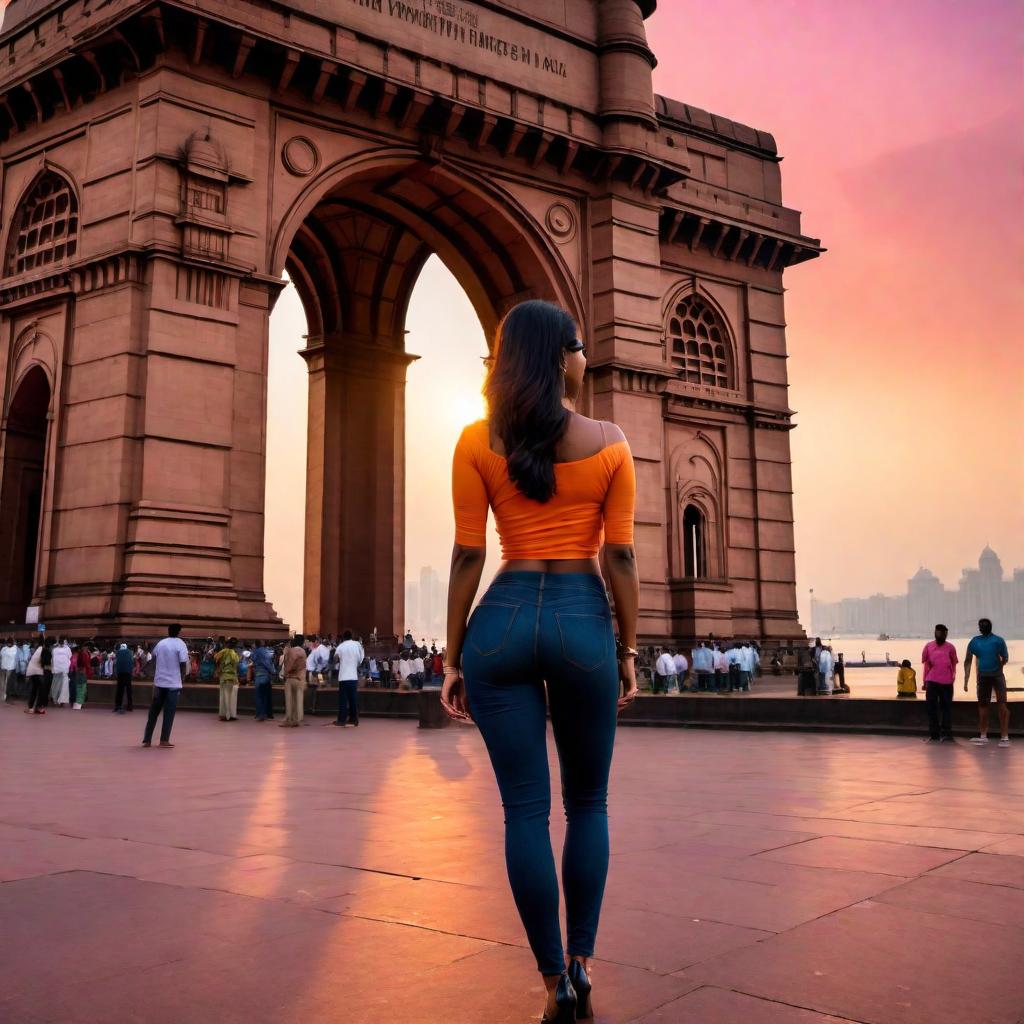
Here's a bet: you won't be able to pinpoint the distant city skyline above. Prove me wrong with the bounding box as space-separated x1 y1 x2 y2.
811 546 1024 639
405 566 446 645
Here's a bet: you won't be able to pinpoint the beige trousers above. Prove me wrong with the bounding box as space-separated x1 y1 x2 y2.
284 678 305 724
219 681 238 719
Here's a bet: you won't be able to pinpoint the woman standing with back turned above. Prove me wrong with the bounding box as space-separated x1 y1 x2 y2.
441 300 639 1023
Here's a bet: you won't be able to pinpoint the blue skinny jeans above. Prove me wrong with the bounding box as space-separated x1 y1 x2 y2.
462 571 620 975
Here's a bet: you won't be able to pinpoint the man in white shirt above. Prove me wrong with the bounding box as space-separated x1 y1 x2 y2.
333 630 365 727
50 638 73 705
1 637 19 702
654 649 676 694
412 651 425 691
306 636 331 684
712 645 729 692
723 644 741 692
743 642 760 690
690 642 714 692
143 624 189 747
817 645 834 695
732 642 750 692
672 650 688 693
397 655 412 690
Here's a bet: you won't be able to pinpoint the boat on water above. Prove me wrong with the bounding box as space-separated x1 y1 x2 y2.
877 633 890 641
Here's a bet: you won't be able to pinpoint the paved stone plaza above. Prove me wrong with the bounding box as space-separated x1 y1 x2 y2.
2 706 1022 1024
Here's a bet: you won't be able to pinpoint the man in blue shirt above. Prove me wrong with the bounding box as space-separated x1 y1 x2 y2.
690 641 714 692
252 640 277 722
964 618 1011 747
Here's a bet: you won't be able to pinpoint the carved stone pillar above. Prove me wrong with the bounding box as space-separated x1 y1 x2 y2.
302 336 418 638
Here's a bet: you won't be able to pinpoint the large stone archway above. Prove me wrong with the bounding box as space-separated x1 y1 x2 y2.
0 0 821 644
277 154 580 636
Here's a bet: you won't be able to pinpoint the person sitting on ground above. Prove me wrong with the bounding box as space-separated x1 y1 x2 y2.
897 659 918 698
833 652 850 693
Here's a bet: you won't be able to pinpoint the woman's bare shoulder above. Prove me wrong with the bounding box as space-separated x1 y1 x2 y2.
574 415 626 444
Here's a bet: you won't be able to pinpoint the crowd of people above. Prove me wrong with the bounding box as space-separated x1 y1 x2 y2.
635 640 765 694
1 618 1012 748
0 628 449 720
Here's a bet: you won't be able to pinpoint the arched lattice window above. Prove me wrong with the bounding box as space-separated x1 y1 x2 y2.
667 294 733 388
5 171 79 277
683 504 707 579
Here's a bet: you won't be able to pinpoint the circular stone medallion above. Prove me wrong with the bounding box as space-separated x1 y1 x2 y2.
282 137 320 177
545 202 577 241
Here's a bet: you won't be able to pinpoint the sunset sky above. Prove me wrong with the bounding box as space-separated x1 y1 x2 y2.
257 0 1024 630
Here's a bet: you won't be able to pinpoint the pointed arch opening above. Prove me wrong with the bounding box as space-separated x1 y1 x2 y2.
4 170 79 278
666 292 735 389
682 503 707 579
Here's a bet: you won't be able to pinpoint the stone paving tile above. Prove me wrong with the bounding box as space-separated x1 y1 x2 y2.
690 807 1007 851
401 944 701 1024
873 874 1024 929
2 708 1024 1023
629 986 860 1023
602 848 911 933
753 835 966 877
928 851 1024 889
839 798 1024 836
674 900 1024 1024
981 835 1024 857
142 853 411 904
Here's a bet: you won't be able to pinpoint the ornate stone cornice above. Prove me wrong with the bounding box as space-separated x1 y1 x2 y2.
660 205 823 271
0 1 686 198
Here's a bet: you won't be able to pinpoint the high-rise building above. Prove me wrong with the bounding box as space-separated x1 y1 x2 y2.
811 548 1023 638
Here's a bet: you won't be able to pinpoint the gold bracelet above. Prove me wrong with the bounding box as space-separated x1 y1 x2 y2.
443 666 461 674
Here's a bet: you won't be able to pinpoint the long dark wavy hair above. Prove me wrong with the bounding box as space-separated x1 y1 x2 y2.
484 299 578 503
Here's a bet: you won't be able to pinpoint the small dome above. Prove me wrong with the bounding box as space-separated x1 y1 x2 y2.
184 129 227 173
910 567 937 582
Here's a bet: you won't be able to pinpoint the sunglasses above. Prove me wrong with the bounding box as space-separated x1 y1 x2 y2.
482 340 587 367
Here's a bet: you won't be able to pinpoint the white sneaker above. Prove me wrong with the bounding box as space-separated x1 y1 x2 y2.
72 703 82 710
998 738 1011 748
970 736 989 744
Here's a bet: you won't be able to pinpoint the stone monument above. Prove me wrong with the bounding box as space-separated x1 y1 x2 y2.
0 0 821 643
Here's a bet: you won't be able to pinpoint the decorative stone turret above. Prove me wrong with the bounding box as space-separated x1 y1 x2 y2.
596 0 658 151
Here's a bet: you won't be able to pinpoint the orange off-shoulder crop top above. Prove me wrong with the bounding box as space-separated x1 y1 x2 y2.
451 419 636 559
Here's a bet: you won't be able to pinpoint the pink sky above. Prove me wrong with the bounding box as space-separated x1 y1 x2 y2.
646 0 1024 613
259 1 1024 629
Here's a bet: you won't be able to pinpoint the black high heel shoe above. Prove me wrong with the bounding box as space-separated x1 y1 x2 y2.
541 972 577 1023
567 958 593 1020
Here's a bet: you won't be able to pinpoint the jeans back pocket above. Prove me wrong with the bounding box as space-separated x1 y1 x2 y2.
554 612 611 672
467 602 520 658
